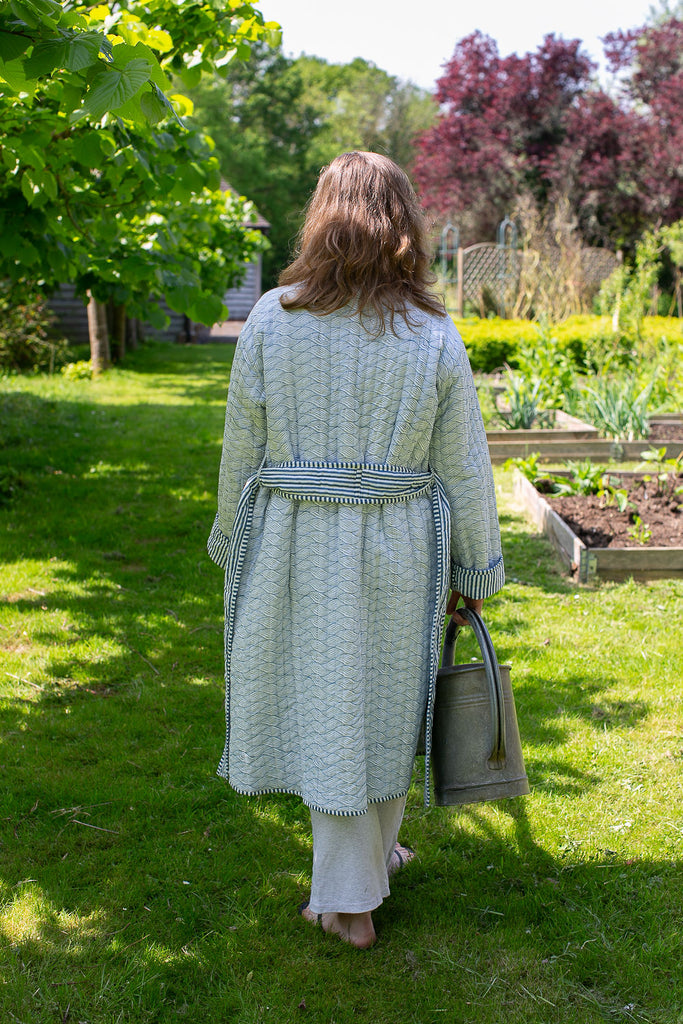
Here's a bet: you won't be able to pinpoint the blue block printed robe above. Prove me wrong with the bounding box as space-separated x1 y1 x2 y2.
208 287 504 815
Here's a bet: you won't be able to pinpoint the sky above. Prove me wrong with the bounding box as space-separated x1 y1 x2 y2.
258 0 657 91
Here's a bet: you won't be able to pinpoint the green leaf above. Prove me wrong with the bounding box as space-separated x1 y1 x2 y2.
145 28 172 54
20 169 37 204
111 42 168 90
179 64 201 90
0 31 32 62
18 166 57 203
140 86 168 124
40 167 57 200
170 92 193 117
97 130 117 156
165 284 196 314
9 0 38 28
0 55 35 97
187 293 226 325
57 9 88 30
23 39 68 78
145 303 170 329
65 33 105 72
21 144 46 170
0 230 41 264
82 58 151 121
172 161 206 195
59 81 82 114
10 0 62 29
109 91 149 124
264 25 282 48
72 131 103 168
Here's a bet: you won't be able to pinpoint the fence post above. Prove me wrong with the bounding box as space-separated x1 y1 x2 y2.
456 247 464 318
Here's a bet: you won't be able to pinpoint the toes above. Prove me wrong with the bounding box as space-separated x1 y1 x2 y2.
299 902 323 927
388 842 416 876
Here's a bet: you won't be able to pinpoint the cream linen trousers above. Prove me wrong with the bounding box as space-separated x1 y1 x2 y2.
308 796 407 914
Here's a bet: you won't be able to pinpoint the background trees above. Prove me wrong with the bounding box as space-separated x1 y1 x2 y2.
414 18 683 253
0 0 279 368
3 0 680 361
188 49 435 286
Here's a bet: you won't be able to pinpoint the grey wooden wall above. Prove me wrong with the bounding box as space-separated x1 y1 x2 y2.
49 255 262 346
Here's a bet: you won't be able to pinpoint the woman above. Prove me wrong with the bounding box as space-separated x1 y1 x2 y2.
208 151 504 949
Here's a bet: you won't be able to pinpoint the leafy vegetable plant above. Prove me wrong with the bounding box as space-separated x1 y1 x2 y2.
498 369 555 429
573 377 653 441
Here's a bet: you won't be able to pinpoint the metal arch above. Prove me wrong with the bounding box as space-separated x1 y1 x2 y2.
497 216 518 249
461 242 499 255
439 222 460 281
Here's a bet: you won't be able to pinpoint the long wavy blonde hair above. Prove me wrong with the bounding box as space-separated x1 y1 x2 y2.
279 151 445 330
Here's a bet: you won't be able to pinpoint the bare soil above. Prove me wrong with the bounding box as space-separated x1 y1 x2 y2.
542 474 683 549
646 422 683 442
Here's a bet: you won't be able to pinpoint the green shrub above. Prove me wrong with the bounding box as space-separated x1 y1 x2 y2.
454 314 681 376
498 370 555 429
0 285 69 372
61 359 93 381
453 316 534 371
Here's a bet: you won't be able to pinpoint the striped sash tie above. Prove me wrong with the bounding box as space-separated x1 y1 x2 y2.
208 459 451 807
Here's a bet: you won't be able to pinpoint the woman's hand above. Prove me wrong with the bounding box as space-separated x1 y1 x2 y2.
446 591 484 626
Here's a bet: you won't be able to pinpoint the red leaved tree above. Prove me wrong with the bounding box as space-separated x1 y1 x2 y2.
415 20 683 251
414 32 594 244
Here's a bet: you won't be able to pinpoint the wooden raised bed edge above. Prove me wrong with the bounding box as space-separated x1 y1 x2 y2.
513 470 683 583
489 414 683 463
489 438 683 462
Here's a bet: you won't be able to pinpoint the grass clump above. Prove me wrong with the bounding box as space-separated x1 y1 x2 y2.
1 349 682 1024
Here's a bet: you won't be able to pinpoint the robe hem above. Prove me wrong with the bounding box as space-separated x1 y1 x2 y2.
218 773 410 817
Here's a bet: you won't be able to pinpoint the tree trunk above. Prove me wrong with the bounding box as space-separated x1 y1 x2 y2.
113 303 127 362
87 292 110 373
127 317 139 351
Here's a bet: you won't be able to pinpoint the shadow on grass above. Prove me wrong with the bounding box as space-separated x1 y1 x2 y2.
2 351 680 1022
3 782 682 1023
499 515 575 595
119 342 236 406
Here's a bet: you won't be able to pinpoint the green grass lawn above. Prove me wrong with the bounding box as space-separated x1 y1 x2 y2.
1 345 682 1024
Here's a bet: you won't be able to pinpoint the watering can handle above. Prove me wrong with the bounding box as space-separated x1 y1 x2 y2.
443 608 507 768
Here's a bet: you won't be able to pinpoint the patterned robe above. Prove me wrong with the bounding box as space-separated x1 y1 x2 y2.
208 287 504 815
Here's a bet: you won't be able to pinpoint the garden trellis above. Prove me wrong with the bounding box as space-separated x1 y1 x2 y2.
438 218 520 318
438 219 618 318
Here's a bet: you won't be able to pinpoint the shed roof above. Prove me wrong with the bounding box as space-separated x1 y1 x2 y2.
220 179 270 230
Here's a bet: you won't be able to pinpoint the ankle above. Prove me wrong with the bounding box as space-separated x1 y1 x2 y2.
336 911 376 948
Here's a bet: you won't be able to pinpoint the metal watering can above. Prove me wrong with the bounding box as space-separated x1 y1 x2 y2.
427 607 530 806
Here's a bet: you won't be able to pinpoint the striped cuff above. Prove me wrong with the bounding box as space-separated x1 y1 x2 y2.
451 554 505 599
207 514 231 569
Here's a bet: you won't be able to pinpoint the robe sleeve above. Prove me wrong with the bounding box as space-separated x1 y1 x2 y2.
207 316 267 569
428 320 504 599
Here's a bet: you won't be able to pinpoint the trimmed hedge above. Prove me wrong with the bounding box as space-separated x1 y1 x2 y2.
453 315 682 373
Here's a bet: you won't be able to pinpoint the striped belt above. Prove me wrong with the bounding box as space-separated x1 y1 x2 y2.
209 459 451 807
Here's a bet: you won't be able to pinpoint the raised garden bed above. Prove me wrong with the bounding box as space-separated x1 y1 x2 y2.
488 414 683 463
514 467 683 583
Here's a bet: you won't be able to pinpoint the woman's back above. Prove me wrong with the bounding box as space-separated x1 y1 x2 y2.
255 287 442 469
208 151 504 947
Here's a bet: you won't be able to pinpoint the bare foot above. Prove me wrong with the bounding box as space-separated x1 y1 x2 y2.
300 905 377 949
388 842 415 877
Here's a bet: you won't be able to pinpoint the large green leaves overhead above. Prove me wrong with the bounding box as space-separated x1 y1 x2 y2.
81 58 151 120
0 0 276 327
